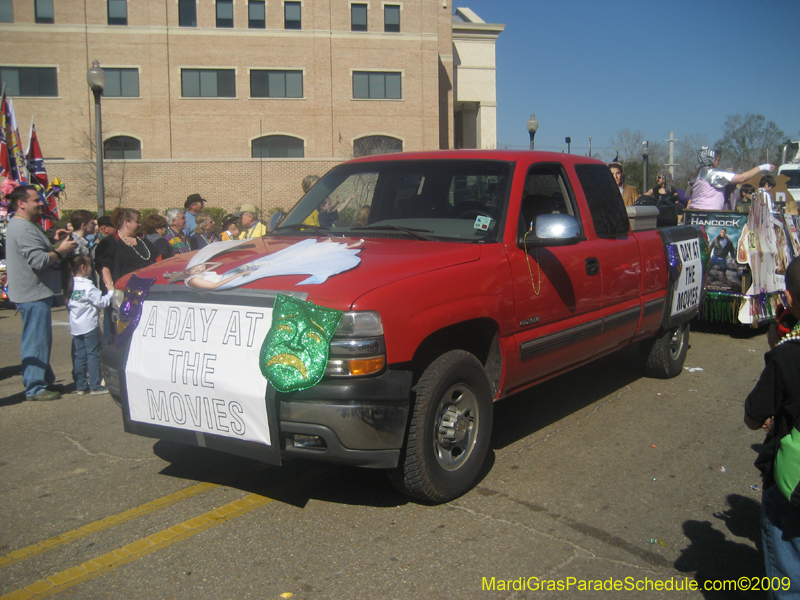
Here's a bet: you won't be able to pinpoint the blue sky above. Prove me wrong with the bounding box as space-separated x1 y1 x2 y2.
458 0 800 160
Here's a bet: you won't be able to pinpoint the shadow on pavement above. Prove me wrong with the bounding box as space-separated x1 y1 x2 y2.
691 318 768 340
491 344 645 452
153 440 409 508
675 494 766 599
0 390 26 407
0 364 23 381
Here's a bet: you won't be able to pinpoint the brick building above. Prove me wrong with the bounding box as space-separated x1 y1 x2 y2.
0 0 502 216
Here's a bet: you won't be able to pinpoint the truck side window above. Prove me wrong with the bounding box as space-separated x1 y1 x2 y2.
519 166 576 236
573 164 629 238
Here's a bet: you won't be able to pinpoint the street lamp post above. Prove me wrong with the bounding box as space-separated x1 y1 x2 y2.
526 114 539 150
86 60 106 217
642 141 650 194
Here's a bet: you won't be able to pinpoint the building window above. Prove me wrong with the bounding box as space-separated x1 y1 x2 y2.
384 5 399 32
107 0 127 25
353 71 401 99
252 135 304 158
351 3 367 31
250 70 303 98
34 0 54 23
0 67 58 97
248 0 265 28
216 0 233 27
178 0 196 27
104 136 141 160
354 135 402 157
0 0 14 23
181 69 236 98
103 68 139 97
284 1 300 29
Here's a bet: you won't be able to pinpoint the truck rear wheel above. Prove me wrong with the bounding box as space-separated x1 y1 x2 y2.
642 322 689 379
389 350 493 503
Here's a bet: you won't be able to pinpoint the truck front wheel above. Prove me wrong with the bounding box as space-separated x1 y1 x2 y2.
642 322 689 379
389 350 493 503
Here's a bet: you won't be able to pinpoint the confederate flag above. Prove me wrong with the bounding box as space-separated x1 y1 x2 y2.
26 118 49 190
0 92 27 183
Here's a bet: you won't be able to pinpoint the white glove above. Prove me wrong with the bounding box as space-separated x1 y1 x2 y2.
759 164 774 172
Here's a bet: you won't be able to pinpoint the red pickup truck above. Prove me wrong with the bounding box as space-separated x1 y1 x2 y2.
101 150 706 503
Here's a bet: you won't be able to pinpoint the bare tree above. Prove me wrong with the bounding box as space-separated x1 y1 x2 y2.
608 129 645 162
716 113 786 172
72 121 129 209
673 133 712 188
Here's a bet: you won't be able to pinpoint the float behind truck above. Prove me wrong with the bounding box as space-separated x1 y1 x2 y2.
101 150 706 503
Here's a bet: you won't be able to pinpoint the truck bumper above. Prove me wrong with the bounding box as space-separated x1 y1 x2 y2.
101 344 411 470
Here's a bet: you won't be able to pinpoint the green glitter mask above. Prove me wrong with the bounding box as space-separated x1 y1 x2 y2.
260 294 344 393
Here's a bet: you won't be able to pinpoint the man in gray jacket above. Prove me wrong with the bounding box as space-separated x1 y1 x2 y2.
6 185 77 401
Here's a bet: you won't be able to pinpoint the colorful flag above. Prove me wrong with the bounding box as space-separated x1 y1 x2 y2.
26 118 48 189
0 92 27 183
25 117 59 230
0 92 11 180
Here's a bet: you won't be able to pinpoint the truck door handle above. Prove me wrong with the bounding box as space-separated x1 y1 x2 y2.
585 257 600 276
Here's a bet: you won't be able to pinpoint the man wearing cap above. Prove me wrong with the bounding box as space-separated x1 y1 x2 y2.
220 214 240 241
183 193 207 237
96 216 116 242
237 204 267 239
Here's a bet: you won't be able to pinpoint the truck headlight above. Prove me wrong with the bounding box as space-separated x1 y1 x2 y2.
326 311 386 377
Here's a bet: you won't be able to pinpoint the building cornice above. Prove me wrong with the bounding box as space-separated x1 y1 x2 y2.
452 22 504 41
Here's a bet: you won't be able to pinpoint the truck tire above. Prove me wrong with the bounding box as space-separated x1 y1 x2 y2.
389 350 493 503
642 322 689 379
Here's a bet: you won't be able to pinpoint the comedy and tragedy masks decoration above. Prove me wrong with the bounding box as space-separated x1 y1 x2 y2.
259 294 343 393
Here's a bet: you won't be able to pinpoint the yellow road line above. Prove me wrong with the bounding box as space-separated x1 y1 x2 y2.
0 482 218 570
1 490 275 600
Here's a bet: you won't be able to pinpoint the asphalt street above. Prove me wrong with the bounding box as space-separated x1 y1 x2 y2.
0 305 776 599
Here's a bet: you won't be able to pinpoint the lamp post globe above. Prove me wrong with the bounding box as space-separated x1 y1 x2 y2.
526 114 539 150
86 60 106 217
86 59 106 92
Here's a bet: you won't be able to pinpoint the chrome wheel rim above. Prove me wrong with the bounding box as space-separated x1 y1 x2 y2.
433 383 479 472
669 325 687 360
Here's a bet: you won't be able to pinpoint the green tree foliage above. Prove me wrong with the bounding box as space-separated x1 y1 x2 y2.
202 206 228 225
139 207 160 221
716 113 785 172
619 159 665 195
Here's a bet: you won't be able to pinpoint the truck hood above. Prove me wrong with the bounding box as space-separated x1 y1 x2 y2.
125 236 482 310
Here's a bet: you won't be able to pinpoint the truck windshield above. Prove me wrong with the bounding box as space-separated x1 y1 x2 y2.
275 159 513 242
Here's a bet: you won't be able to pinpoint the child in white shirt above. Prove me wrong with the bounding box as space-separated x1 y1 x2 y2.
64 255 114 394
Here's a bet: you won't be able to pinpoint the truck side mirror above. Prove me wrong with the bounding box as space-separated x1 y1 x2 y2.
518 214 582 249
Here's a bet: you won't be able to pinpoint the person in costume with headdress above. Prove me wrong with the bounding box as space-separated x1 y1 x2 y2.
687 147 774 211
645 169 678 203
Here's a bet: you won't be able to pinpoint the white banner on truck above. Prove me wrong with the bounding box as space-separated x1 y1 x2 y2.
126 300 273 446
670 239 702 316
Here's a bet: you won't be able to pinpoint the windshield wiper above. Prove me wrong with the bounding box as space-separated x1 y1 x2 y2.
350 224 436 241
272 223 332 236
